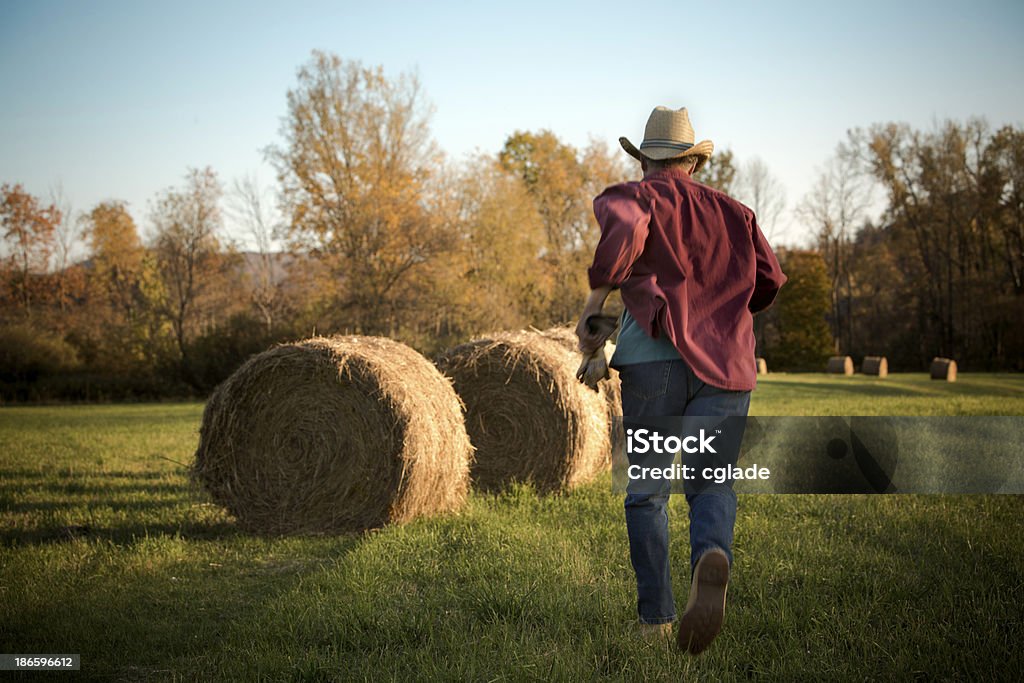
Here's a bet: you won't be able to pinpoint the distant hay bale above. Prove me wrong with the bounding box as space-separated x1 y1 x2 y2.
826 356 854 375
930 357 957 382
436 330 611 493
192 336 472 535
756 357 768 375
862 356 888 377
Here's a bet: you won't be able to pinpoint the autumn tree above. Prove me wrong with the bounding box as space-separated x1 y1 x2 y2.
150 167 227 369
267 51 452 338
843 223 918 367
70 200 165 371
498 130 587 323
0 183 61 316
498 131 632 323
500 131 587 253
989 126 1024 300
580 137 635 245
83 201 145 320
442 154 549 336
988 125 1024 366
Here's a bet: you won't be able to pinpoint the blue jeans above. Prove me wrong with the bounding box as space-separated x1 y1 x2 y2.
618 359 751 625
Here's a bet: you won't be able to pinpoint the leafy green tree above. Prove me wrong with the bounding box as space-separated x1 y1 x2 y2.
500 131 586 254
698 148 738 194
770 249 834 371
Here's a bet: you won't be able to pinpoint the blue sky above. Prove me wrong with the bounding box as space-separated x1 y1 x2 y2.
1 0 1022 249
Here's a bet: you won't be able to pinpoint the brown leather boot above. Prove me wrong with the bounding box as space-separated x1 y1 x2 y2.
677 548 729 655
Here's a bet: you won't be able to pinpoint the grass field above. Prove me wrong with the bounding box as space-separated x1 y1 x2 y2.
1 373 1023 681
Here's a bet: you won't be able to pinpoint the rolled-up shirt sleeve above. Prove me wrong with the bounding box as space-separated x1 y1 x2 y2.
747 213 787 313
587 183 652 290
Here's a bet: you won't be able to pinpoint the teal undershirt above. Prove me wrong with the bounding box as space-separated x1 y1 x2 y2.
610 309 682 368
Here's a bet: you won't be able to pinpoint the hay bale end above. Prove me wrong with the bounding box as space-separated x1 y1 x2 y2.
436 330 611 493
862 356 888 377
930 357 957 381
826 355 854 375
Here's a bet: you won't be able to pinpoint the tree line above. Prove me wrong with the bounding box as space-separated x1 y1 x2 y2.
796 120 1024 371
2 50 1020 400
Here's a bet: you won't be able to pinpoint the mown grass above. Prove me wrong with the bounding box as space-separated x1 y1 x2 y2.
1 374 1022 681
749 371 1024 416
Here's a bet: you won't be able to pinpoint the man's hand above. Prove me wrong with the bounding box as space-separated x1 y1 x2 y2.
575 314 605 355
575 285 615 354
576 313 619 353
576 347 611 390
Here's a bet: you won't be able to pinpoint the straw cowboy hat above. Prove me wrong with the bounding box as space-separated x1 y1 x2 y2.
620 106 714 172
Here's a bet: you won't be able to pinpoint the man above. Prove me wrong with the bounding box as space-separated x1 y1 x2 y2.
576 106 786 654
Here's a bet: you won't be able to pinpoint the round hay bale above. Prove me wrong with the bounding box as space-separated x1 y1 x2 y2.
930 357 957 382
826 356 854 375
537 324 580 350
862 356 888 377
539 325 623 455
756 357 768 375
192 335 472 534
436 330 611 493
603 342 625 456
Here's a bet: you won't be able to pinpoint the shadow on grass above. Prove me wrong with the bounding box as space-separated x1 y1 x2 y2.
0 465 243 546
4 534 367 681
0 468 178 479
765 374 1024 399
0 465 383 550
4 453 377 679
861 497 1024 587
1 507 378 547
0 519 246 546
816 496 1024 676
762 377 945 398
2 481 187 498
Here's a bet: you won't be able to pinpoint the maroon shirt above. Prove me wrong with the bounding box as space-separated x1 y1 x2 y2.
587 166 787 391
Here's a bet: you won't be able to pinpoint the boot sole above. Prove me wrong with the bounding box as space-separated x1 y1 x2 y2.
677 550 729 655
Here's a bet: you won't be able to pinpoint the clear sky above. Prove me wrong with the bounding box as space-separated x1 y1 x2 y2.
1 0 1022 250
